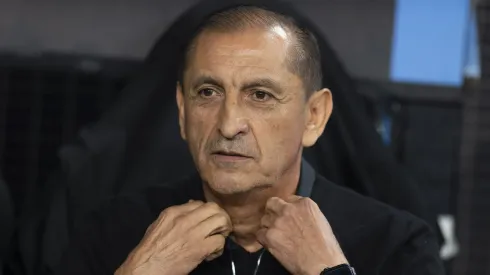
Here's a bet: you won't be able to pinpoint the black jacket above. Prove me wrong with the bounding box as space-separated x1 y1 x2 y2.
55 172 444 275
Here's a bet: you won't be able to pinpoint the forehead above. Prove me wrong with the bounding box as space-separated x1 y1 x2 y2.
186 27 294 81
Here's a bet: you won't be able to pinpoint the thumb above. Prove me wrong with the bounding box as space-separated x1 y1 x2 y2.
256 228 268 247
285 195 303 202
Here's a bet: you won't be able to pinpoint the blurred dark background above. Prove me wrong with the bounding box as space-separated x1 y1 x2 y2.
0 0 488 274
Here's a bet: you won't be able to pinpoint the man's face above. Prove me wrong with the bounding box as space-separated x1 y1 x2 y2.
177 26 325 194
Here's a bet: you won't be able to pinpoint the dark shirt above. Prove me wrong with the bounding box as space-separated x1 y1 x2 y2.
55 173 444 275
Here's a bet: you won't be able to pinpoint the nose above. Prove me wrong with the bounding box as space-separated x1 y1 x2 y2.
217 97 249 139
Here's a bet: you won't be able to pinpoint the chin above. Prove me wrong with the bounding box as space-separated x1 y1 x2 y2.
206 171 268 195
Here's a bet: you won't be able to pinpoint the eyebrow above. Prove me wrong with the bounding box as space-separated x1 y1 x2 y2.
191 74 284 95
241 78 284 95
191 75 224 90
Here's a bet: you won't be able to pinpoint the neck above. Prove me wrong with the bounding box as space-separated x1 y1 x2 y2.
203 159 301 253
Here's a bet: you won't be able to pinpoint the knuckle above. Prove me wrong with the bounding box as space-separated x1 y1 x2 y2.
217 214 228 225
303 197 315 205
206 202 221 212
273 216 285 228
217 235 226 247
260 215 268 226
283 204 295 216
305 198 320 212
300 197 315 208
173 214 187 226
215 249 224 257
270 196 281 204
161 206 176 218
146 222 156 232
266 197 278 208
192 200 205 207
265 228 277 241
269 196 279 202
203 236 225 255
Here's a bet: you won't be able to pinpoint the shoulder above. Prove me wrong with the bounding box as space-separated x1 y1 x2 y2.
312 174 431 237
90 176 196 224
312 175 444 274
55 176 198 275
98 173 203 218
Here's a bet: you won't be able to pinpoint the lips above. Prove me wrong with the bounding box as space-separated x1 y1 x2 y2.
213 150 249 158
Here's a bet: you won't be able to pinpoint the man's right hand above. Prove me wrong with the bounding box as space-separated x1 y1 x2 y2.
115 200 232 275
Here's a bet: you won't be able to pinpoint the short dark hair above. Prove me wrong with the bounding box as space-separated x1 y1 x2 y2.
178 6 323 95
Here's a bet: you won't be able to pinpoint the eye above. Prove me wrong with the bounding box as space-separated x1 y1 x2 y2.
198 88 219 98
251 90 272 101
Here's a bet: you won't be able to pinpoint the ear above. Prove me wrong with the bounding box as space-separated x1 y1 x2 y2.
302 88 333 147
176 82 187 141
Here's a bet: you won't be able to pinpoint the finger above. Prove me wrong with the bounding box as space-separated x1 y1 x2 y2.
160 200 204 220
144 221 156 235
257 228 282 251
148 201 204 236
185 202 227 224
260 212 274 228
265 197 288 215
256 228 268 247
196 212 232 238
201 234 226 261
174 200 205 213
285 195 303 203
205 249 224 262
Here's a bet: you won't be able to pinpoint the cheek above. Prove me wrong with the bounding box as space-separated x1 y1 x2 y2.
185 110 207 148
254 111 305 156
186 107 218 151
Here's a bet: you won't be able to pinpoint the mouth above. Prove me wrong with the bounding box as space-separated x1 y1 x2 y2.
211 150 252 161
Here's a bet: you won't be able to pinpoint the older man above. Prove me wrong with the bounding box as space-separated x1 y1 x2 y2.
56 5 444 275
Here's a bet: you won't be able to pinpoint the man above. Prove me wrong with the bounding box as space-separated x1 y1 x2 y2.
55 4 444 275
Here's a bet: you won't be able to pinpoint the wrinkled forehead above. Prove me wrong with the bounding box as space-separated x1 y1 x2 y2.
184 26 295 82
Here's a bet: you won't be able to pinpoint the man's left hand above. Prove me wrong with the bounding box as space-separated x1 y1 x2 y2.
256 196 348 275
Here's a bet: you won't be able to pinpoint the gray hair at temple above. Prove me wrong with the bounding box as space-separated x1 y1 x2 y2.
178 6 323 96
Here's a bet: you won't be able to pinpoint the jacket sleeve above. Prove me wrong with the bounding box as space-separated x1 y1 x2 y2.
53 196 154 275
379 218 446 275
